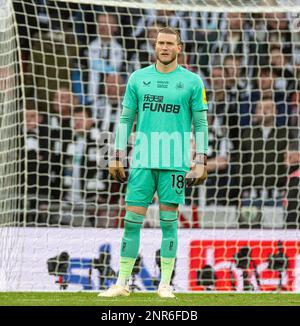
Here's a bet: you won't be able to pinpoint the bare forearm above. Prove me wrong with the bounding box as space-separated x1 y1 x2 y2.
207 156 228 172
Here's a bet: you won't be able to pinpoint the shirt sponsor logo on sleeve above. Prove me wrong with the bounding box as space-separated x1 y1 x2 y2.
202 88 207 105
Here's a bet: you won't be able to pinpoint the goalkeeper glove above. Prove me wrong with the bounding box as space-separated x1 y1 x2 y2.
186 154 208 187
109 150 127 183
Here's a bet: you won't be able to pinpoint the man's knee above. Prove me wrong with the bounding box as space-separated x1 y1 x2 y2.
126 205 147 216
159 202 178 212
160 210 178 235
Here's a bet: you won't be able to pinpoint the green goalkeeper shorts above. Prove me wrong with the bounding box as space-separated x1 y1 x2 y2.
125 168 186 207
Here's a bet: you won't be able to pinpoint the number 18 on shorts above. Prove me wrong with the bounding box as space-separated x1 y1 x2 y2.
125 169 186 206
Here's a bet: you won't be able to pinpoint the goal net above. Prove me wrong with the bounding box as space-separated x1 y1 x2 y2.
0 0 25 290
7 0 300 292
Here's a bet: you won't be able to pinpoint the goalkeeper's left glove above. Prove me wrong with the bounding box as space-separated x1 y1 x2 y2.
108 150 127 183
186 154 208 187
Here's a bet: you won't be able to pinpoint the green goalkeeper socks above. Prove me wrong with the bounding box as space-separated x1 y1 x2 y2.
159 210 178 285
117 210 178 286
160 210 178 258
117 211 144 285
160 257 176 285
117 257 137 286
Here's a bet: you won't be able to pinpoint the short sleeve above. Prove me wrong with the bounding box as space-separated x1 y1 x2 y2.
122 73 138 111
190 76 208 112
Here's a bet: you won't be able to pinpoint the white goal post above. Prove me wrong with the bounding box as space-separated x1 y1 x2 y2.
0 0 26 291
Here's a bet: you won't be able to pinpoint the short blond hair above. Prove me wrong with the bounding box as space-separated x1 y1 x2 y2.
157 27 182 45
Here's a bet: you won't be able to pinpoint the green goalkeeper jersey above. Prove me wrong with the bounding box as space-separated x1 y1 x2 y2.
122 64 208 172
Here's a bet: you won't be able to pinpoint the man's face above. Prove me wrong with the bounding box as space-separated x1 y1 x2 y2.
227 13 244 31
0 66 14 91
255 100 276 125
262 101 276 117
211 67 225 91
259 71 273 90
73 112 93 133
284 151 300 167
26 110 39 131
224 58 241 79
104 74 125 103
224 57 241 89
266 13 288 30
98 14 118 40
270 49 284 68
147 25 160 46
53 88 74 117
155 32 182 66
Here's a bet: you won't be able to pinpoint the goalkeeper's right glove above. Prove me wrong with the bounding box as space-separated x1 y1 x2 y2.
108 151 127 183
186 153 208 187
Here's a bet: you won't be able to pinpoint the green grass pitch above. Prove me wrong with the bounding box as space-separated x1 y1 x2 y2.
0 292 300 306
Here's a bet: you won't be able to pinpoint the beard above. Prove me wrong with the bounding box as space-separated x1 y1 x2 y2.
157 52 177 66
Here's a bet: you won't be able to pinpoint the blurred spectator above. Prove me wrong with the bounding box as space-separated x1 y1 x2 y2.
223 53 248 92
50 87 78 151
291 13 300 63
177 52 197 73
222 55 250 204
294 58 300 91
289 91 300 139
206 112 231 205
265 12 292 54
50 87 79 202
269 45 295 101
241 99 287 201
76 5 135 48
284 140 300 228
63 106 106 226
207 66 226 133
0 65 15 96
250 13 269 67
130 7 186 68
251 12 292 67
24 3 78 112
255 67 279 99
188 12 222 76
98 74 127 206
206 65 234 205
118 7 145 70
133 7 189 44
13 0 38 71
204 61 244 205
131 22 164 70
211 13 255 84
98 74 125 132
87 12 125 114
24 101 51 225
248 67 288 127
34 0 78 30
222 54 250 141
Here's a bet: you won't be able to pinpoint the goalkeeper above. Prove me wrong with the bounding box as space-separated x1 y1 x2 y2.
99 27 208 298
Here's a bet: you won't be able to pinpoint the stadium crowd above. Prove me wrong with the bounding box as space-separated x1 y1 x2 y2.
13 1 300 228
